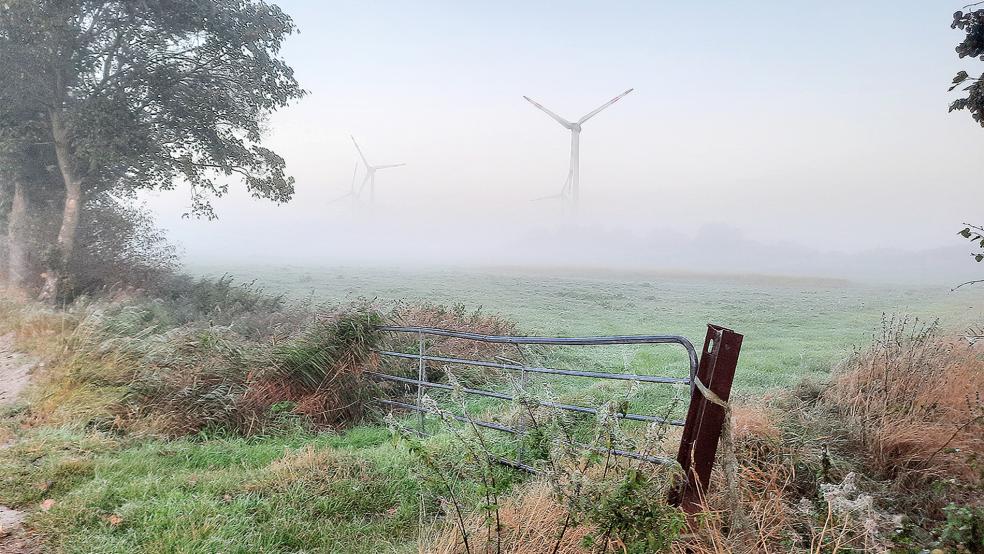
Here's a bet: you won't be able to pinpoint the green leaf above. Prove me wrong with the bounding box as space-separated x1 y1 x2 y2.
959 228 973 238
951 71 970 91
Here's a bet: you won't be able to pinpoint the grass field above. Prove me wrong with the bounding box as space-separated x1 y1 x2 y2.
191 263 984 395
3 266 982 553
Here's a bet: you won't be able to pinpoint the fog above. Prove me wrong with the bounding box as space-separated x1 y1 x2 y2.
142 1 984 284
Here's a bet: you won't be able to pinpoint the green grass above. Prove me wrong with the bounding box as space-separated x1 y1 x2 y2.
0 425 437 553
0 407 524 553
5 265 983 552
190 263 984 399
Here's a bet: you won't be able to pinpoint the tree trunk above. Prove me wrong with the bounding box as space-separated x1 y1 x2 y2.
40 109 83 303
0 177 8 281
6 180 29 293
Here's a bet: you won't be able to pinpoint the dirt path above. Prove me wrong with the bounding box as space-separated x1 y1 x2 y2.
0 333 41 553
0 334 32 408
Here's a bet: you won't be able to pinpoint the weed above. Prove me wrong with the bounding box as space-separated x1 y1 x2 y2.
826 315 984 487
392 369 686 553
940 503 984 552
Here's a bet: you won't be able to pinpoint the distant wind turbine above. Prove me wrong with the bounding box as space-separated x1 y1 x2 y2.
523 88 633 204
328 162 361 204
351 135 405 203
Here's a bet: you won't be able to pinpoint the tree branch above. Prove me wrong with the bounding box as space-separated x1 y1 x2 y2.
951 279 984 291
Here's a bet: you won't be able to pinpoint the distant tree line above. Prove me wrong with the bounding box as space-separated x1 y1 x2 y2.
0 0 304 301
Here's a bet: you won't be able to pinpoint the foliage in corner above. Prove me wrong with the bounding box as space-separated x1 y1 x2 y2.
951 9 984 275
950 8 984 125
0 0 305 299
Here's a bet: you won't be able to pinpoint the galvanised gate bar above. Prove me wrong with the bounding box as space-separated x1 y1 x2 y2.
370 323 743 513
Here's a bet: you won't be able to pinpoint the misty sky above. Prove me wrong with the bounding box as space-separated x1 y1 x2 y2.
142 1 984 277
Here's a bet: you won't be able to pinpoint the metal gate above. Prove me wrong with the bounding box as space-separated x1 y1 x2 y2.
371 323 742 513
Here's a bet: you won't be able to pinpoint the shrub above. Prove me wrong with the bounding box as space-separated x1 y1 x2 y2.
124 326 256 435
124 308 384 435
378 302 522 390
63 195 179 300
242 310 383 429
8 291 386 437
150 274 299 339
825 315 984 486
940 503 984 551
672 316 984 553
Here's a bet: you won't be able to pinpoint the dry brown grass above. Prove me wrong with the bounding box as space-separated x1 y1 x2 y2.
826 317 984 485
670 399 904 554
387 302 518 359
0 301 70 357
669 402 801 554
427 481 595 554
731 405 781 443
239 367 371 432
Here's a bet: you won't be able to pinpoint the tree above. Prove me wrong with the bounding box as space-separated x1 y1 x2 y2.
0 146 60 294
0 14 50 293
0 0 304 300
949 7 984 123
950 8 984 278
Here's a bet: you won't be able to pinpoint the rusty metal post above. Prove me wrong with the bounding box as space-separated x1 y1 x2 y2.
670 324 742 513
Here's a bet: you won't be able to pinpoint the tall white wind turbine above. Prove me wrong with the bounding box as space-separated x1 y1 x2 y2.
523 89 633 204
351 135 405 204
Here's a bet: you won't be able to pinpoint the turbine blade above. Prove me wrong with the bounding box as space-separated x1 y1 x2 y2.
356 173 371 197
374 163 406 170
350 135 370 167
350 163 358 192
578 88 634 124
523 96 572 128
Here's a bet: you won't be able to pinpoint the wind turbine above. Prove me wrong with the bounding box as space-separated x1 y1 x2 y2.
351 135 405 203
523 88 633 204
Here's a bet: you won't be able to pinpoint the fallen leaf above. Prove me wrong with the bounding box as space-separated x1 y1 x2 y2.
39 499 54 511
107 514 123 527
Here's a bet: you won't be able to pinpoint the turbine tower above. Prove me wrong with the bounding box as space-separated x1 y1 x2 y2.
351 135 405 204
523 88 633 204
